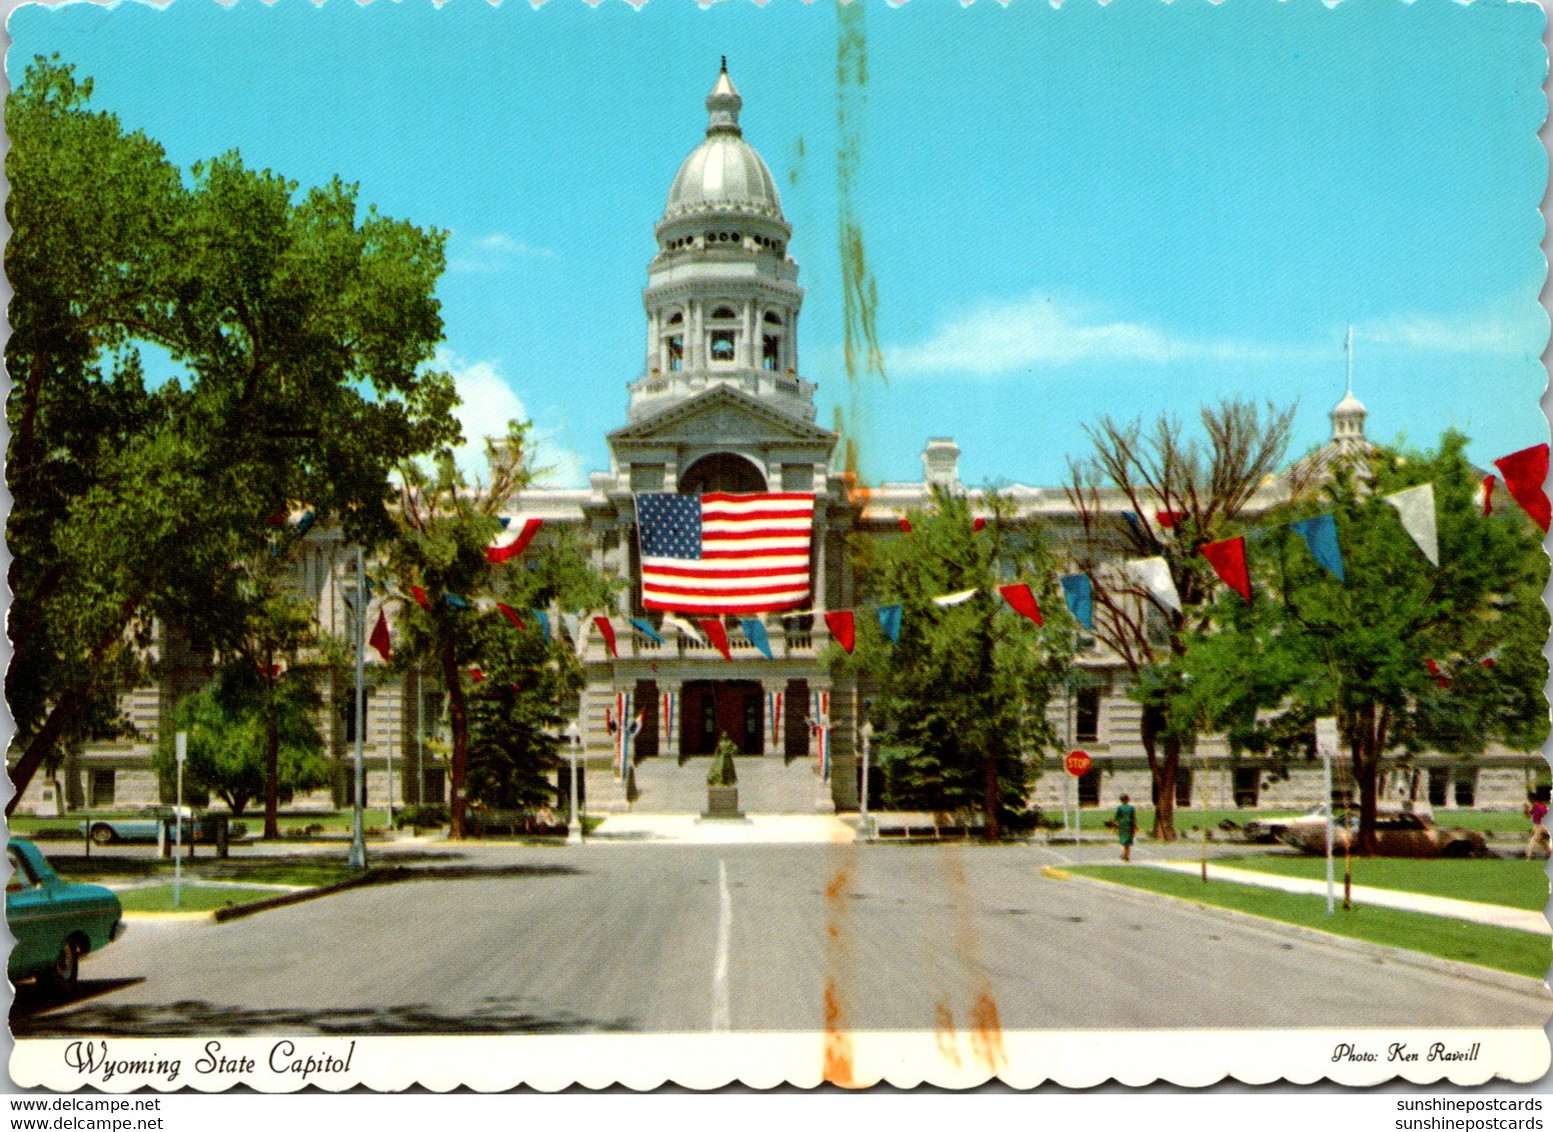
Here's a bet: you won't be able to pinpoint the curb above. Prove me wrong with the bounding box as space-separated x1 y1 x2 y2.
211 872 380 922
1050 867 1549 997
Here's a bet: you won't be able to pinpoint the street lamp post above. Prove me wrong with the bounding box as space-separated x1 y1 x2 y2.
173 731 187 908
348 545 368 870
566 720 582 844
858 720 873 842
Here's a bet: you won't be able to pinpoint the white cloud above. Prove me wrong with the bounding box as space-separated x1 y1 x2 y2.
436 348 586 488
1361 306 1547 355
447 231 556 274
886 292 1287 377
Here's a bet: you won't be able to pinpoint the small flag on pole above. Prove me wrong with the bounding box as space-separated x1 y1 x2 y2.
767 689 784 750
809 690 831 779
486 517 543 564
368 610 392 662
661 689 678 750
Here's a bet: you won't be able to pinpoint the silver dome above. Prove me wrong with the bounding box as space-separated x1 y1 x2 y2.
661 66 785 224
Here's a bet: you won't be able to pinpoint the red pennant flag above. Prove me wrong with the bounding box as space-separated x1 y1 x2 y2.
368 610 392 662
1424 659 1451 689
468 666 485 683
1200 537 1252 602
824 610 856 653
593 615 618 658
1479 474 1496 517
486 517 543 564
699 618 732 661
1494 444 1550 532
973 517 987 532
605 708 617 736
1156 510 1187 530
410 585 431 610
898 518 912 533
997 583 1043 626
495 602 525 630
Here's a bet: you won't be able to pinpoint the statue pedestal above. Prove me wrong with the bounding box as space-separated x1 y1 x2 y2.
703 785 744 820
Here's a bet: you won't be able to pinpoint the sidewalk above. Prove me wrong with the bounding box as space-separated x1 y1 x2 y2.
587 813 856 844
1142 860 1552 936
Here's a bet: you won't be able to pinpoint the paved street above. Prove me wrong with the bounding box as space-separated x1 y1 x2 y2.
13 842 1550 1036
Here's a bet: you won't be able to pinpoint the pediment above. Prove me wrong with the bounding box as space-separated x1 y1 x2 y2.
608 385 836 450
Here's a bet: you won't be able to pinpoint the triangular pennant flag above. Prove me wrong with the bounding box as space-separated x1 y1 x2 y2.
486 517 542 564
973 517 987 532
824 610 856 653
530 610 551 644
1290 514 1346 582
1383 484 1439 566
561 612 583 645
1156 510 1187 530
368 610 392 662
699 618 732 661
1060 574 1093 631
898 518 912 533
1480 647 1502 668
443 592 471 611
410 585 431 610
932 589 978 608
594 616 619 658
495 602 525 630
630 617 666 645
997 583 1043 626
468 666 485 683
1476 474 1496 517
1424 658 1451 690
1200 536 1252 602
877 603 902 643
740 617 774 660
1125 557 1182 615
663 614 704 644
293 510 316 537
1494 444 1550 532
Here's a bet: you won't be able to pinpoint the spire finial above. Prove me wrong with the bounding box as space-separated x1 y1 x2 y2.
706 61 743 137
721 55 728 74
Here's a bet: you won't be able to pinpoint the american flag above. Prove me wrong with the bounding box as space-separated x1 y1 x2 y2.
635 492 815 615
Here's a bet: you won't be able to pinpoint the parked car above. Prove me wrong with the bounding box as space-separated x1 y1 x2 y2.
7 839 125 987
1279 809 1486 858
80 806 246 846
1242 805 1329 844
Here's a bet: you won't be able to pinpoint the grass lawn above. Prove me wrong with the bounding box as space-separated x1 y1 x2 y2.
118 885 287 913
1425 810 1540 836
1069 865 1550 980
1209 854 1549 911
54 856 359 890
1066 808 1278 835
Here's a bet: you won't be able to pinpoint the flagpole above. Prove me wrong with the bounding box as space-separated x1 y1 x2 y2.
349 545 368 870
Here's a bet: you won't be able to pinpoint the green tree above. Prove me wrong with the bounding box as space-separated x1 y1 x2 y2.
385 429 611 837
1065 400 1296 840
1182 431 1548 853
837 488 1071 837
6 58 460 812
154 667 330 816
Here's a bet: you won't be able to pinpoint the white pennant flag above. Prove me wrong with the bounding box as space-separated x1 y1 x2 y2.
1126 556 1182 614
931 588 979 608
566 613 592 658
662 613 705 644
1384 484 1439 566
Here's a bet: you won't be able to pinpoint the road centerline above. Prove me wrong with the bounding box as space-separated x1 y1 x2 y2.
712 857 732 1032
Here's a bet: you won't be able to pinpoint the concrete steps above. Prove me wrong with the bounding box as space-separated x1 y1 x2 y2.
589 754 833 814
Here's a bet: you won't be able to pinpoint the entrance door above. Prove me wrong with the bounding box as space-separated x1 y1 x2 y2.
681 680 763 755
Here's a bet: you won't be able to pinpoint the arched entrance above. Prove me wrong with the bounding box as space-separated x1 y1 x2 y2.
679 453 766 495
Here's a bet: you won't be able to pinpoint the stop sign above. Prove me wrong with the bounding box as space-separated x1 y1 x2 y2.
1064 750 1092 777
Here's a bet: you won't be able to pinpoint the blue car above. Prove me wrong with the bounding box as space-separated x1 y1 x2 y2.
7 839 125 987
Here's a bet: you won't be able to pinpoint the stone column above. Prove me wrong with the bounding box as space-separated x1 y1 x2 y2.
741 302 757 369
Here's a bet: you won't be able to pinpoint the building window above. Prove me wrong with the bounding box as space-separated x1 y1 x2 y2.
1453 769 1477 808
1077 767 1101 807
89 769 116 809
711 305 737 319
1428 767 1449 808
762 334 781 370
709 331 736 362
1175 768 1193 808
1074 687 1100 743
422 767 446 805
1233 767 1260 808
666 335 684 371
340 688 375 743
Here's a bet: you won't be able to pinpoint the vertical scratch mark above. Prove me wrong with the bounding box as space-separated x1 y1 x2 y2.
934 1000 962 1068
823 978 855 1086
822 852 859 1086
969 992 1006 1073
941 844 1007 1076
712 857 731 1032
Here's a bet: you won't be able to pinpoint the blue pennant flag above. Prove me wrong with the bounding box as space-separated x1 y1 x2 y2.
443 593 470 611
530 609 551 644
877 604 902 644
740 618 774 659
630 617 665 645
1060 574 1094 631
1290 514 1346 583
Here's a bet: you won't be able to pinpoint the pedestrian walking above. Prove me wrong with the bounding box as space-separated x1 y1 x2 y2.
1525 794 1549 860
1114 793 1137 862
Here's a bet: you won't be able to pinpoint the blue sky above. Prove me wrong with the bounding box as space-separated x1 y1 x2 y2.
9 0 1547 488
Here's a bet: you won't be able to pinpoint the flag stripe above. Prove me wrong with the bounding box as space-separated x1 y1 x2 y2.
638 491 815 614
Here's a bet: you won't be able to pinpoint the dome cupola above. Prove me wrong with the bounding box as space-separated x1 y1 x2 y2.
659 60 787 230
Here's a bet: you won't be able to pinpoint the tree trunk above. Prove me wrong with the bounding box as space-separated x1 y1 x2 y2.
441 637 469 840
1350 703 1385 856
1140 707 1179 842
7 684 86 817
263 660 280 840
982 750 1002 840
